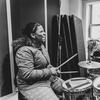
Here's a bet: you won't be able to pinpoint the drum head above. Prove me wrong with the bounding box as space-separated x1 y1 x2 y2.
63 77 92 93
93 76 100 89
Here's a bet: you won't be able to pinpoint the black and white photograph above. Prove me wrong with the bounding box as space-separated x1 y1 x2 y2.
0 0 100 100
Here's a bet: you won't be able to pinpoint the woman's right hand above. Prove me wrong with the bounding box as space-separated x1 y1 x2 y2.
50 67 57 75
50 67 60 76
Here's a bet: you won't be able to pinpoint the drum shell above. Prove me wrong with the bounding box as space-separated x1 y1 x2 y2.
93 87 100 96
63 77 93 100
64 87 92 100
93 76 100 98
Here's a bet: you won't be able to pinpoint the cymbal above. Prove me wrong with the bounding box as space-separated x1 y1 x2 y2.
78 61 100 69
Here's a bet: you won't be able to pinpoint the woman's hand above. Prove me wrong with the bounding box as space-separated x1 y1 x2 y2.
51 77 64 94
50 67 61 76
56 69 61 75
50 67 57 75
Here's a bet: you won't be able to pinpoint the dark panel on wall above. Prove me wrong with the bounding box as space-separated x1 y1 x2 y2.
19 0 45 34
51 14 80 80
69 15 86 77
47 0 60 65
60 15 79 80
60 15 71 72
69 15 86 61
0 0 12 96
68 15 79 72
10 0 20 39
11 0 45 40
69 16 78 55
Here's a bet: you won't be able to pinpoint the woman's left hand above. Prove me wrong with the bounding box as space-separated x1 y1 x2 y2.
56 69 61 75
51 77 64 94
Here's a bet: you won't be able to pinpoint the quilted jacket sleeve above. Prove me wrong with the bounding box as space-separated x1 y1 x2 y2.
15 46 52 82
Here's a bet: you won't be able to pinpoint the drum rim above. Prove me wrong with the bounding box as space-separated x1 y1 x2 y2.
63 77 92 93
93 76 100 89
65 86 92 93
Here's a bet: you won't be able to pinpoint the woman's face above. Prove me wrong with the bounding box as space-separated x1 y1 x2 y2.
31 25 46 43
31 25 46 42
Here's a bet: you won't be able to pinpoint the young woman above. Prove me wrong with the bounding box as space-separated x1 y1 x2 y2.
13 22 64 100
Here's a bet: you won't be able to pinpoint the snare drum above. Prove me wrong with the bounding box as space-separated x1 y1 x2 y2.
93 76 100 100
63 77 93 100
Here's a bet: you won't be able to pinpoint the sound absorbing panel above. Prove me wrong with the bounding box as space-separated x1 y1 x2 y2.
68 15 80 77
69 15 86 62
52 14 86 80
69 15 77 54
61 15 72 71
69 15 86 77
60 15 80 80
60 15 73 80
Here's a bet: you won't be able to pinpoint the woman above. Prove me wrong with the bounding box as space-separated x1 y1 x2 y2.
13 22 64 100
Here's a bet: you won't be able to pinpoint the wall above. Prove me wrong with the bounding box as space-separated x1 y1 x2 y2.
0 0 12 97
60 0 82 18
82 0 100 59
60 0 69 15
69 0 82 19
11 0 45 40
60 0 83 18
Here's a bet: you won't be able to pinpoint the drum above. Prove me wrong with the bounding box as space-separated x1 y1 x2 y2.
63 77 93 100
88 69 100 80
93 76 100 100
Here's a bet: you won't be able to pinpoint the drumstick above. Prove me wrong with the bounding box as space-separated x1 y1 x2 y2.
69 81 90 91
71 78 86 81
59 71 78 74
56 53 78 70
